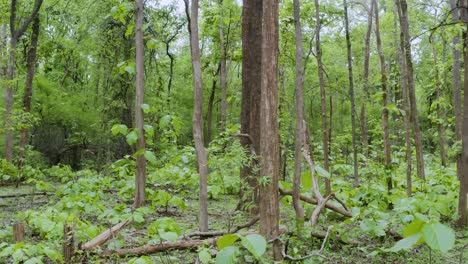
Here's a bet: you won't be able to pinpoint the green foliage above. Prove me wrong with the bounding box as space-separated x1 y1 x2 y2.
147 217 182 243
215 233 267 263
0 159 18 181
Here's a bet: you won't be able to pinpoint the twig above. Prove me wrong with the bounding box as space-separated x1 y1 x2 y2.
0 192 50 198
81 219 132 250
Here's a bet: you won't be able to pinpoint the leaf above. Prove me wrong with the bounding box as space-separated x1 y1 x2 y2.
301 170 312 190
403 217 425 237
140 104 150 113
133 214 145 223
144 151 157 165
387 233 422 252
240 234 267 259
126 130 138 146
216 234 240 249
421 222 455 252
315 165 330 179
160 231 178 242
198 249 212 264
215 246 238 264
159 115 172 130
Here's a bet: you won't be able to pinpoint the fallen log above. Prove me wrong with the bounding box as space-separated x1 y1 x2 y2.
0 192 50 198
185 217 259 238
81 219 132 250
279 189 352 217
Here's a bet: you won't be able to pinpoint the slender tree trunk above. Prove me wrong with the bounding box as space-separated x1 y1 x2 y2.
1 24 6 77
206 77 217 144
344 0 358 187
259 0 281 259
361 0 374 159
4 0 43 162
185 0 209 232
166 43 174 111
458 0 468 226
314 0 331 194
19 17 40 170
395 3 412 196
451 0 463 189
240 0 262 214
292 0 305 228
397 0 425 180
219 0 228 132
134 0 147 208
430 43 447 167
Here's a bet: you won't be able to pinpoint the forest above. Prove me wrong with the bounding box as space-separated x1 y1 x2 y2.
0 0 467 263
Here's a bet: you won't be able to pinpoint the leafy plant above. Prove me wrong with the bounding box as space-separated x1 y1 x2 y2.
215 233 267 263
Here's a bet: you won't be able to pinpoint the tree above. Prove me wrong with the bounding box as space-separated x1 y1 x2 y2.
4 0 43 162
219 0 228 132
343 0 358 187
292 0 306 229
259 0 281 258
396 0 425 180
239 0 262 214
185 0 209 232
18 16 40 170
314 0 331 194
374 0 392 191
134 0 147 208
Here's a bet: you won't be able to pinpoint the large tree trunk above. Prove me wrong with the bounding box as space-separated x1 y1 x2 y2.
4 0 43 162
397 0 425 180
240 0 262 214
344 0 358 187
219 0 228 132
19 16 40 170
185 0 209 232
134 0 147 208
314 0 331 194
361 0 374 159
395 2 412 196
292 0 305 227
259 0 281 259
459 0 468 226
374 0 392 191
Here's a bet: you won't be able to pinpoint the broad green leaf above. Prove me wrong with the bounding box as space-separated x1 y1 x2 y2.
144 151 157 165
301 170 312 190
198 249 212 264
315 165 330 179
160 231 178 242
215 246 238 264
24 257 44 264
140 104 150 113
133 214 145 223
387 233 422 252
216 234 240 249
126 130 138 146
421 222 455 252
240 234 267 259
403 218 425 237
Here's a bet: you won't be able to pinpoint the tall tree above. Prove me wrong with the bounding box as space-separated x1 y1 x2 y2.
219 0 228 132
259 0 281 259
240 0 262 214
292 0 305 229
4 0 43 162
361 0 374 159
343 0 358 187
185 0 209 231
395 3 412 196
396 0 425 180
134 0 147 208
314 0 331 194
374 0 392 191
18 16 40 170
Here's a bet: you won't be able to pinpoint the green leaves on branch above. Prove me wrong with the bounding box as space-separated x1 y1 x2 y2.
215 233 267 263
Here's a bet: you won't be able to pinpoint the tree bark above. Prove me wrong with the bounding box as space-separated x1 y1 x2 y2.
4 0 43 162
185 0 209 232
134 0 147 208
344 0 359 187
259 0 281 259
395 2 412 196
361 0 374 159
292 0 306 227
397 0 425 180
206 76 217 144
459 0 468 226
314 0 331 195
240 0 262 214
374 0 392 191
219 0 228 132
19 16 40 170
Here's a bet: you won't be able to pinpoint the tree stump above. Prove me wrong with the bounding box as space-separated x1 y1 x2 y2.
63 221 75 263
13 222 25 242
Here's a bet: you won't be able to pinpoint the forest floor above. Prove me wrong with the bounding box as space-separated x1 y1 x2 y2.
1 181 467 263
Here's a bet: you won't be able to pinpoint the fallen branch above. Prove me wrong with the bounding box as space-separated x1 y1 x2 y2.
0 192 50 198
185 217 259 238
81 219 132 250
310 230 361 245
279 189 352 218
